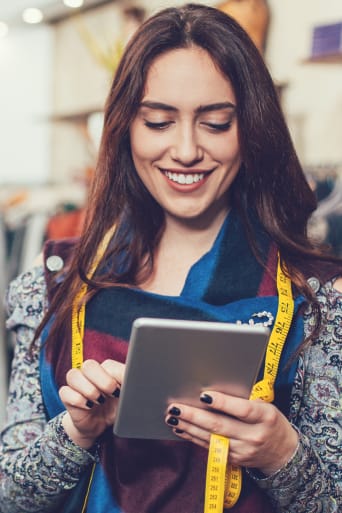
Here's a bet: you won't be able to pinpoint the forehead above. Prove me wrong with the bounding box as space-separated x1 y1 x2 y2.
143 46 236 106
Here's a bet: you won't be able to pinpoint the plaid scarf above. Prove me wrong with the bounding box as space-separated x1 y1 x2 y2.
41 210 305 513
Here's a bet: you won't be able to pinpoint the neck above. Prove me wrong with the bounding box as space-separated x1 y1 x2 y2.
162 208 229 256
139 210 229 296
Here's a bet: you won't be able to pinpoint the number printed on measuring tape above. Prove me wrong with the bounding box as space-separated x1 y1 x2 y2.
204 435 229 513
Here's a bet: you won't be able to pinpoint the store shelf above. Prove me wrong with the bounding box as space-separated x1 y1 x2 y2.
302 53 342 64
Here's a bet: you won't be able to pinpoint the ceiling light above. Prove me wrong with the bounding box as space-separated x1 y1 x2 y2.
22 8 44 24
63 0 85 8
0 21 9 38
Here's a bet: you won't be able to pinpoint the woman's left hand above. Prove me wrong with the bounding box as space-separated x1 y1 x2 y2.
165 391 299 476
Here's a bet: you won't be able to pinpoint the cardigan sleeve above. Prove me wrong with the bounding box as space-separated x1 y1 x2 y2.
249 279 341 513
0 266 95 513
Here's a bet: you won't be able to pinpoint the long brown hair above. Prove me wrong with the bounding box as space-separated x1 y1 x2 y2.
38 3 341 348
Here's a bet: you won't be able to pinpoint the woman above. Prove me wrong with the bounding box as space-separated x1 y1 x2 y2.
1 4 341 513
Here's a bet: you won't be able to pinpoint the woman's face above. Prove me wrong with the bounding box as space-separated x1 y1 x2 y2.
129 46 241 225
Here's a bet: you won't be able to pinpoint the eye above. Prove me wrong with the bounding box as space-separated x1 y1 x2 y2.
202 121 233 132
144 120 173 130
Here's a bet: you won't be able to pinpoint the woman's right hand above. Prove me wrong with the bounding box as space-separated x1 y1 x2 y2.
59 359 125 449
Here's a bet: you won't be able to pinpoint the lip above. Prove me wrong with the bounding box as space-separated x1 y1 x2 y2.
159 166 215 191
159 167 215 174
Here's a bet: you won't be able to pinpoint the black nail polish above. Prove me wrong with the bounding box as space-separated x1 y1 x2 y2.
200 393 213 404
112 388 120 398
86 399 94 409
168 406 181 416
97 394 106 404
167 417 179 426
175 428 184 434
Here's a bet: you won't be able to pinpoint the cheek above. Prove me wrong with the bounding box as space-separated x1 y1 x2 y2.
130 139 159 186
130 135 165 166
216 139 241 185
205 127 240 164
213 146 241 171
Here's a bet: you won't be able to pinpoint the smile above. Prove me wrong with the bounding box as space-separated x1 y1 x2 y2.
163 170 206 185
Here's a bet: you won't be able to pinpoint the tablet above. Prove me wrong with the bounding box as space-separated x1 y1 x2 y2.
114 317 269 440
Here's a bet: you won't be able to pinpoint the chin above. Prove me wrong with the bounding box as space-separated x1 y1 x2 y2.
168 209 216 225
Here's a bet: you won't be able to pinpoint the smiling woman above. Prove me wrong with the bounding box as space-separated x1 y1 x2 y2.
1 3 341 513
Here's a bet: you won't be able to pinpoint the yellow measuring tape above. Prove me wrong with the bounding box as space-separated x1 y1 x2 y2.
204 256 294 512
71 227 116 369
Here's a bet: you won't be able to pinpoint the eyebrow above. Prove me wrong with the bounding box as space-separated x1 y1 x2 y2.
139 101 236 113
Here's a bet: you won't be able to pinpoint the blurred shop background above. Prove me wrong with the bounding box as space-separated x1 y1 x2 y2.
0 0 341 422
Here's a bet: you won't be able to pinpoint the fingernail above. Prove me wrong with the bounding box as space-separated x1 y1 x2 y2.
168 406 181 416
86 399 94 409
167 417 179 426
200 393 213 404
97 394 106 404
112 388 120 398
175 428 184 434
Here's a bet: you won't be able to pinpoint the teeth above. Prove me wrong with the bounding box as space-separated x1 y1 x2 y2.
164 171 205 185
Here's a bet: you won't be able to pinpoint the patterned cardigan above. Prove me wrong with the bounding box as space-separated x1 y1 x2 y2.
0 264 341 513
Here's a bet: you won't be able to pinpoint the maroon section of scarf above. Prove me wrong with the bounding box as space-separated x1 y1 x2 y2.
257 243 278 297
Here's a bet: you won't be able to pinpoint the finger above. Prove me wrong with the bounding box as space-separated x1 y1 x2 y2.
167 402 240 437
166 407 212 442
165 415 210 448
66 367 103 403
173 428 209 450
59 385 94 410
199 391 268 424
81 359 121 397
101 360 125 385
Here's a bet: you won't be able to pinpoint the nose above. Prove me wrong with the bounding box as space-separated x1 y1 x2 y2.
170 124 203 165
